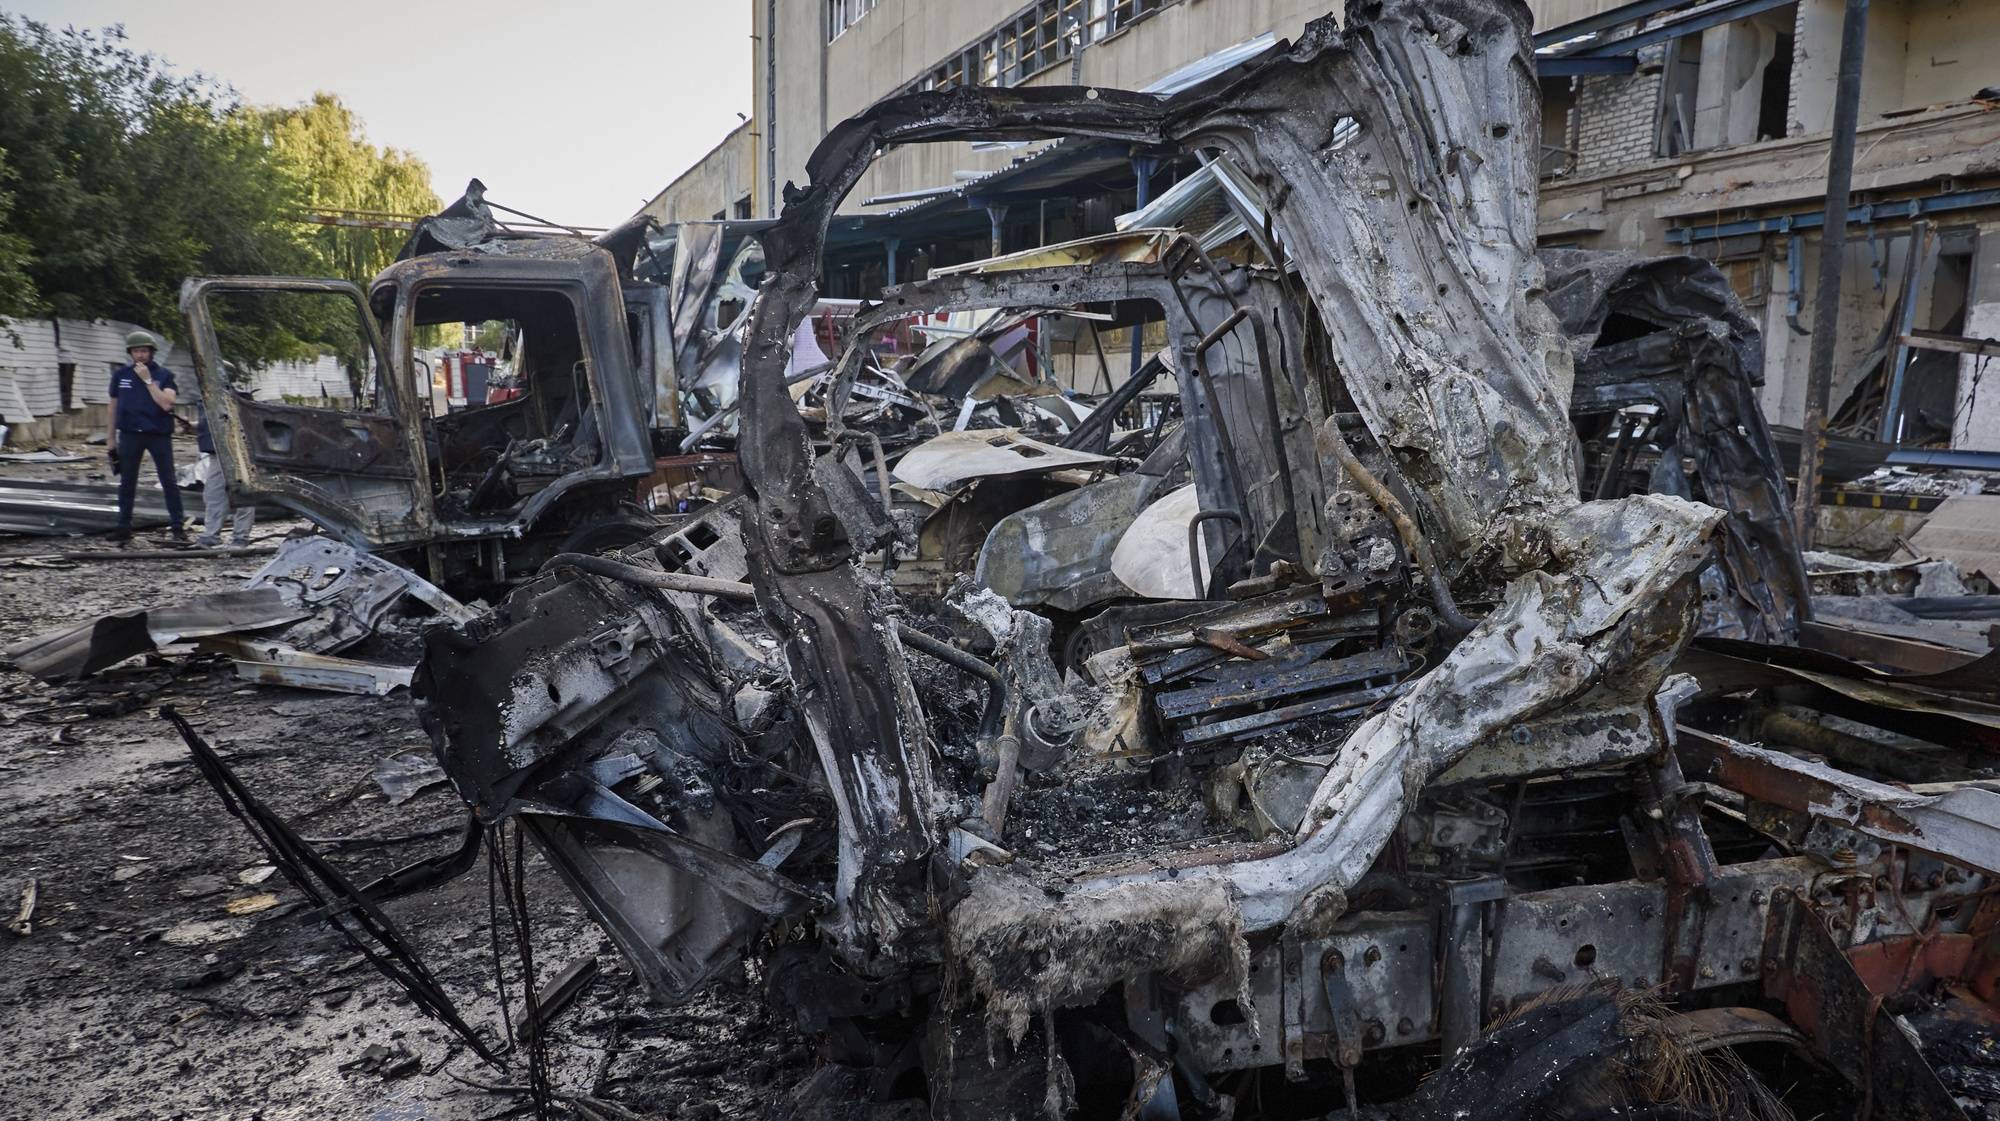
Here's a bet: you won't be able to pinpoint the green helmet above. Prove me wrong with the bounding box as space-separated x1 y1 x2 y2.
125 330 158 352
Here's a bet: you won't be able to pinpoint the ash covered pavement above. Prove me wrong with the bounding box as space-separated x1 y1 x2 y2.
0 516 805 1121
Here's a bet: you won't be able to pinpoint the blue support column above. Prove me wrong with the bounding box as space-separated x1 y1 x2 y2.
984 204 1009 258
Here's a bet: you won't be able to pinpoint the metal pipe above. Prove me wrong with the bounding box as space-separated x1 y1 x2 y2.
1058 352 1167 452
1794 0 1871 550
1593 414 1639 500
545 554 759 601
867 433 894 518
1127 155 1159 381
1438 875 1504 1060
1317 418 1477 637
892 623 1000 685
1194 306 1250 352
763 0 777 217
979 727 1022 838
1186 509 1243 600
1878 222 1934 445
894 624 1007 740
1171 288 1256 583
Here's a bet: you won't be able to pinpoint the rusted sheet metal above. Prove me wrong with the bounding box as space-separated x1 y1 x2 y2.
1684 636 2000 751
1848 929 2000 1003
1762 890 1964 1119
1680 726 2000 875
1799 617 1985 675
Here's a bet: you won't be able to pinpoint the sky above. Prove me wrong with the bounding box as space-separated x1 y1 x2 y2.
6 0 754 230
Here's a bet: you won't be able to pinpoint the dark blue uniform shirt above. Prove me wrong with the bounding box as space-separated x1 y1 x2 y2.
196 404 215 454
109 363 178 434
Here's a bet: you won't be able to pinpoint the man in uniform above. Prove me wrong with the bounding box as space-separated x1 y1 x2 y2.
107 330 187 545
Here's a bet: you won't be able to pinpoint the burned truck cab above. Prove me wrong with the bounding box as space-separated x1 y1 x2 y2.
181 234 673 590
375 240 662 554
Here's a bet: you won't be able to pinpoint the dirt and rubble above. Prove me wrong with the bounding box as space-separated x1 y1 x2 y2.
0 527 810 1121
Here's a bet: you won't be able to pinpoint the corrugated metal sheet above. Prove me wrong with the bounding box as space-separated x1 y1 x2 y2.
0 375 34 424
0 315 177 424
250 355 348 402
0 319 62 418
62 318 177 402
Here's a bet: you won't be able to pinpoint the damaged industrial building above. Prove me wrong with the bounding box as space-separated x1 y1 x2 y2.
9 1 2000 1119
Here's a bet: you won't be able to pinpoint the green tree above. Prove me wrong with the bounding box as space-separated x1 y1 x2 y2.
0 148 38 329
0 16 322 362
253 93 440 291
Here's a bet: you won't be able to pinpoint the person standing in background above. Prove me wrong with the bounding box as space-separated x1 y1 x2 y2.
193 402 253 547
106 331 187 545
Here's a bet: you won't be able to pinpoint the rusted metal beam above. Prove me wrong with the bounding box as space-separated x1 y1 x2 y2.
1680 726 2000 875
1797 618 1981 675
1792 0 1871 548
1899 329 2000 359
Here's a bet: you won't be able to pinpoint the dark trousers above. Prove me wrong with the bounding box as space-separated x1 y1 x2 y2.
116 430 184 530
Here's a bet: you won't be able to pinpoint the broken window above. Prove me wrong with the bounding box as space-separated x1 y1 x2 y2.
1657 6 1797 157
408 284 604 518
1656 37 1702 157
913 0 1163 93
824 0 876 42
1539 76 1577 176
1756 20 1795 140
1831 224 1982 446
202 288 385 410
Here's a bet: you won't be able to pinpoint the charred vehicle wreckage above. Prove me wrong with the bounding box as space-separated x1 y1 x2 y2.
167 2 2000 1117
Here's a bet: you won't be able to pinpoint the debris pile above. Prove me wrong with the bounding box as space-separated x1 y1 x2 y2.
127 1 2000 1118
3 536 470 692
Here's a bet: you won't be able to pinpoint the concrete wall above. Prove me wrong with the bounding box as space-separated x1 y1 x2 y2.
751 0 828 217
640 122 756 225
830 0 1331 217
674 0 1634 223
1794 0 1999 132
1758 231 1925 428
1899 0 2000 110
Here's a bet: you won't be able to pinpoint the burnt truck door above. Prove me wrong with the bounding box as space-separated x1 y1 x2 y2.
624 282 680 432
180 276 435 548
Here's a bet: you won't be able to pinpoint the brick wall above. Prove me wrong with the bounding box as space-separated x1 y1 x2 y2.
1571 44 1666 177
